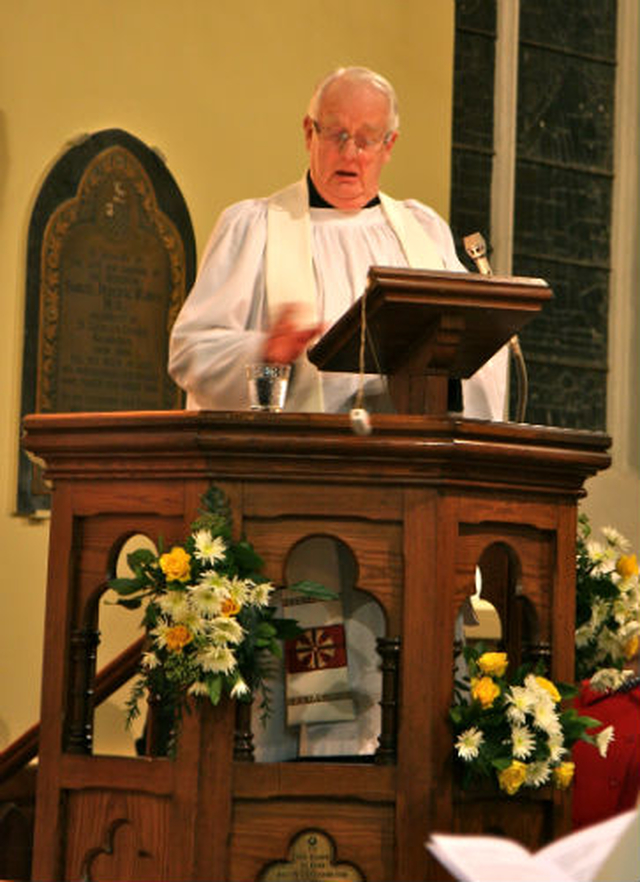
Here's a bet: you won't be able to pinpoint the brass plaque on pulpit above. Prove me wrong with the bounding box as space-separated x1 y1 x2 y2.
259 829 364 882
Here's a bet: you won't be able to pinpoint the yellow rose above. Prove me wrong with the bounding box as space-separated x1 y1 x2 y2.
616 553 638 579
535 676 561 703
221 597 241 617
160 546 191 582
164 624 193 653
477 652 508 678
552 762 575 790
624 634 639 661
498 761 527 795
471 676 501 709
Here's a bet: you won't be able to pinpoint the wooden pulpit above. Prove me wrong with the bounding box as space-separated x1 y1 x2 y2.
23 270 610 882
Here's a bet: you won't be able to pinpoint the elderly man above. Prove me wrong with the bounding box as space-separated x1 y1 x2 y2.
168 66 507 419
168 67 506 761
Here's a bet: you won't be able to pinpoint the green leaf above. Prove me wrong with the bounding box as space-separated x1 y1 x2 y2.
491 756 512 771
272 619 303 641
127 548 157 569
289 579 338 600
255 622 278 639
208 675 223 706
230 541 263 576
114 597 143 610
108 577 145 595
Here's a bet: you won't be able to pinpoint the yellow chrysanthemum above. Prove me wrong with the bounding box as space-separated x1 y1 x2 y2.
498 761 527 795
477 652 508 678
164 624 193 653
160 546 192 582
534 675 561 703
616 553 638 579
471 676 501 709
552 761 575 790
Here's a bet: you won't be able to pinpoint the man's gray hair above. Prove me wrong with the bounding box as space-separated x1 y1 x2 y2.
307 66 400 133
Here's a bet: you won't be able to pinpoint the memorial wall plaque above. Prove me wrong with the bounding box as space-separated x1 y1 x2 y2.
19 129 196 513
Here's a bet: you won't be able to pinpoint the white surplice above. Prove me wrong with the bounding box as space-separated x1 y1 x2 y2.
168 180 508 420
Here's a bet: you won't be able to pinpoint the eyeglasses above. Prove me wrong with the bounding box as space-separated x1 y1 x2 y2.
311 119 392 153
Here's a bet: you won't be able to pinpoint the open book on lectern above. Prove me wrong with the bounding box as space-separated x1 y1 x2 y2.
308 266 552 382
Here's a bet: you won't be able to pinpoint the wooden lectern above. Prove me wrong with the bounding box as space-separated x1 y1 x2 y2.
23 269 610 882
309 266 552 414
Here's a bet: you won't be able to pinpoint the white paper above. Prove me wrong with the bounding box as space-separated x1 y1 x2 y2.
426 807 639 882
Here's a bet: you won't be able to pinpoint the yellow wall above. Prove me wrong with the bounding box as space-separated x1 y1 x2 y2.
0 1 457 749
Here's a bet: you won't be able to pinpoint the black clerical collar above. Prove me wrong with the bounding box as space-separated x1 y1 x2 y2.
306 172 380 209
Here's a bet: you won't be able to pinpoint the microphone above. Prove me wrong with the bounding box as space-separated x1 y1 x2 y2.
463 231 492 277
463 232 528 423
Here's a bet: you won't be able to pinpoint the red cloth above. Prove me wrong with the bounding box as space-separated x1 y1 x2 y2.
572 679 640 829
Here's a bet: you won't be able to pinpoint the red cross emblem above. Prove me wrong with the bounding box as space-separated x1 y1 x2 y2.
285 624 347 673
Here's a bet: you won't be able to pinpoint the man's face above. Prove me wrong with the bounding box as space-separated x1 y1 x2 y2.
304 79 397 210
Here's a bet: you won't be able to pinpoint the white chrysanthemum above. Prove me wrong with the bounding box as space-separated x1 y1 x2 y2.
193 529 227 565
598 626 624 662
589 599 610 632
523 673 545 697
548 734 566 764
173 605 203 632
525 761 552 788
511 725 536 760
455 727 484 761
210 615 245 645
227 575 250 607
158 590 190 620
505 686 535 724
198 569 228 591
618 619 640 642
150 620 175 649
141 651 160 670
590 667 635 692
595 725 615 758
586 539 606 561
250 580 274 607
230 676 250 699
575 622 595 648
602 526 630 551
189 583 225 617
197 645 236 674
531 699 562 737
188 680 210 697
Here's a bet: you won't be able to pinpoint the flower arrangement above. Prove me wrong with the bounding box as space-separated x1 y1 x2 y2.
110 486 328 753
450 646 611 796
574 514 640 691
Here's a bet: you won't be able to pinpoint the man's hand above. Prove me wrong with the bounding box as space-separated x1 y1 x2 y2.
263 304 324 364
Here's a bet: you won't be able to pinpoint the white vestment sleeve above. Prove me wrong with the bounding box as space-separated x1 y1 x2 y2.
168 200 270 410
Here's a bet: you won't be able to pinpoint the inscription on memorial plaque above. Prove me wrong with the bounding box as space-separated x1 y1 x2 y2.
18 129 195 513
37 145 184 413
259 830 364 882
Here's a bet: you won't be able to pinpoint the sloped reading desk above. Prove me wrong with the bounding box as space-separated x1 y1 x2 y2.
23 270 610 882
309 266 552 414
